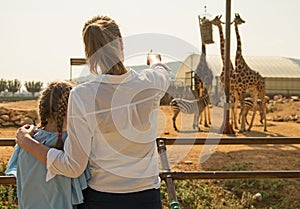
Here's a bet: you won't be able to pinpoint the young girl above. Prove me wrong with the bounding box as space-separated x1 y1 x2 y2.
6 81 89 209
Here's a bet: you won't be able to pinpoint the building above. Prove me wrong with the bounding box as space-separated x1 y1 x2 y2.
175 54 300 98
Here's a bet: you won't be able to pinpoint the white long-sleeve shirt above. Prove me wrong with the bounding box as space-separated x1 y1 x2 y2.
47 64 170 193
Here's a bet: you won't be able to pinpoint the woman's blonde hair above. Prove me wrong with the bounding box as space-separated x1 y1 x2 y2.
82 15 126 75
38 80 73 149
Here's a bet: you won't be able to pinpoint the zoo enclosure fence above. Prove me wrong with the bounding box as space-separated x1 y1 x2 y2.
1 137 300 183
1 137 300 207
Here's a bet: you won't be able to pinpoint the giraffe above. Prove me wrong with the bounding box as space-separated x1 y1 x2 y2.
233 13 267 132
194 43 213 127
211 15 240 129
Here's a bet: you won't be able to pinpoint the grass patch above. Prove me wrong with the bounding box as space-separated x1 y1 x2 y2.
0 162 18 208
1 161 300 209
160 180 256 209
220 162 300 209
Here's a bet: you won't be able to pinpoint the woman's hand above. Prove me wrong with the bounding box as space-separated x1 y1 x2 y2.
146 50 161 66
16 125 35 149
16 124 49 165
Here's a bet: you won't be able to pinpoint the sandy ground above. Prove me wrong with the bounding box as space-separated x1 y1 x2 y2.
1 100 300 172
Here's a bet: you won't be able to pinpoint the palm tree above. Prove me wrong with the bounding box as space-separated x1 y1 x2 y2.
25 81 43 98
7 79 21 96
0 79 7 94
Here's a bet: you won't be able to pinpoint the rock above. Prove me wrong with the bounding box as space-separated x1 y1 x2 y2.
283 115 291 122
0 115 10 121
0 107 40 127
10 111 19 117
291 114 298 121
14 120 23 126
2 121 15 127
273 115 284 122
267 104 276 113
15 117 34 127
0 108 6 115
273 95 282 101
252 193 262 201
291 96 299 101
10 115 22 122
22 117 34 125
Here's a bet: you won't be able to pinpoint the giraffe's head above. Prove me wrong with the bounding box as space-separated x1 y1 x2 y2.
198 15 206 23
211 15 224 26
233 13 245 25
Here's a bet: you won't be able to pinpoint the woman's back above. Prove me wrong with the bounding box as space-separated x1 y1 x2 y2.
69 66 169 192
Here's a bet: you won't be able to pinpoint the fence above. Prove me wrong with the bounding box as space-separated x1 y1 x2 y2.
1 137 300 184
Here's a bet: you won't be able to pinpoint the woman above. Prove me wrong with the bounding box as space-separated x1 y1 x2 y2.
16 15 170 209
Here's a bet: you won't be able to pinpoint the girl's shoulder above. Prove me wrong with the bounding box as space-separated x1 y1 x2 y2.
34 129 67 144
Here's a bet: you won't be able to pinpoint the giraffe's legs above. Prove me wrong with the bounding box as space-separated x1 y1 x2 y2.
172 110 180 132
260 93 268 132
247 92 258 131
233 92 239 129
200 111 204 125
201 106 210 127
263 101 267 132
239 109 250 125
206 87 212 126
193 112 201 132
239 94 246 133
231 106 235 125
206 105 211 126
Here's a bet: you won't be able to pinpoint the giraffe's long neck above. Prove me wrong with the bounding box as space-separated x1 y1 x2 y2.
202 44 206 56
217 24 234 74
234 23 243 64
217 24 225 65
199 44 207 73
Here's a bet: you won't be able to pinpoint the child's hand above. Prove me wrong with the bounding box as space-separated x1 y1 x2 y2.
146 50 161 66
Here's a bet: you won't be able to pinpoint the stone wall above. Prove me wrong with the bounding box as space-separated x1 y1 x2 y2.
0 107 39 127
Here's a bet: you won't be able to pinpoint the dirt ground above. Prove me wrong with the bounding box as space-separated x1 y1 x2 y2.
1 99 300 172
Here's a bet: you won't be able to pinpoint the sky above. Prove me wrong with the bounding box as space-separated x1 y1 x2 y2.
0 0 299 85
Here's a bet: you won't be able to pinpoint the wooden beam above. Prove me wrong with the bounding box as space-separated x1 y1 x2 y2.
0 138 15 146
0 176 16 185
160 171 300 180
2 170 300 185
70 58 86 66
157 137 300 145
2 137 300 147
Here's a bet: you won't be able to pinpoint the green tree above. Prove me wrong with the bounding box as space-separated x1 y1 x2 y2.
25 81 43 98
0 79 7 94
7 79 21 96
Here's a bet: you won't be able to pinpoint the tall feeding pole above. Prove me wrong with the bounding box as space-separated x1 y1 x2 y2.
221 0 235 134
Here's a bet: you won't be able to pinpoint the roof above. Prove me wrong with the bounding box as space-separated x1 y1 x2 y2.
237 56 300 78
176 55 300 79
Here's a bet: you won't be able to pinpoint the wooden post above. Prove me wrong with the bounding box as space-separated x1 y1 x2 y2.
221 0 235 134
70 64 72 81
